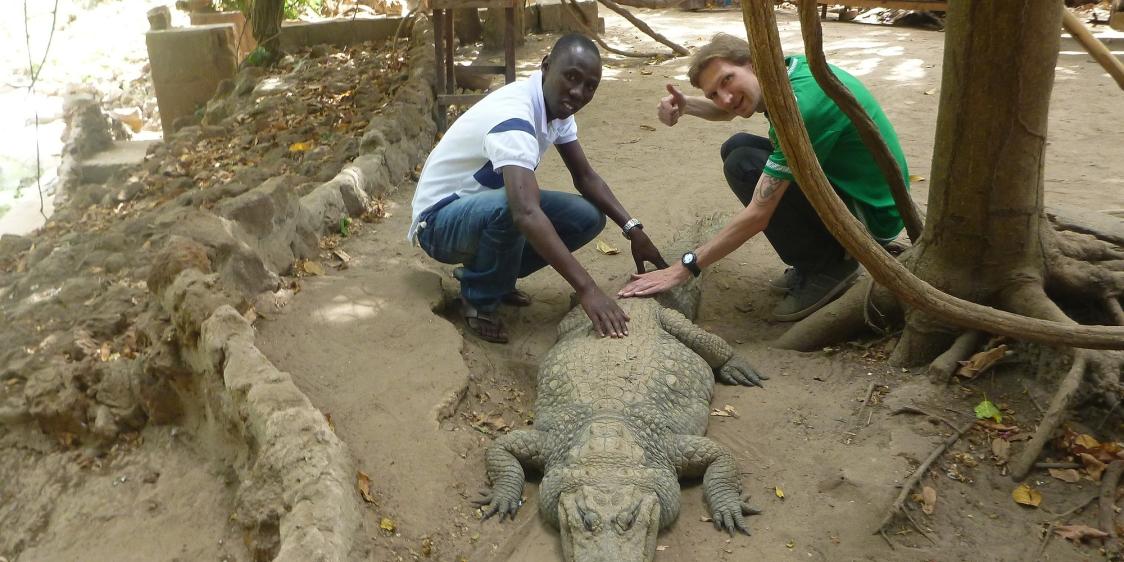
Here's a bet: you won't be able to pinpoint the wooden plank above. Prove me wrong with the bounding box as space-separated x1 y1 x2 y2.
438 93 489 106
431 0 514 10
444 11 456 94
828 1 947 10
457 65 507 74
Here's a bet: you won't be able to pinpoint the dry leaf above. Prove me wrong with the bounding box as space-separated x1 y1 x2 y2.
722 405 739 418
595 239 620 255
98 342 112 362
332 249 352 263
1075 433 1101 450
304 260 325 276
1079 452 1107 480
908 174 926 182
956 345 1009 379
379 516 396 533
357 471 376 503
992 439 1011 464
775 486 785 499
1048 468 1081 483
323 411 336 433
289 141 314 152
920 486 937 514
1012 483 1042 507
640 69 653 75
1054 524 1109 542
656 545 668 551
639 124 656 131
924 88 937 95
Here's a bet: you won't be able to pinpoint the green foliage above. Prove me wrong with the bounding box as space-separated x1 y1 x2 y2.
340 216 352 237
245 46 271 67
974 399 1002 423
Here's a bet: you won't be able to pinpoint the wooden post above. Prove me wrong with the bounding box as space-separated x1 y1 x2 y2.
505 4 516 83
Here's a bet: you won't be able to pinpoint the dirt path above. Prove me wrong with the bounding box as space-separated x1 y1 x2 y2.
256 8 1122 561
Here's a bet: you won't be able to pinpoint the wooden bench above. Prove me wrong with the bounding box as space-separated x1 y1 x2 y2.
431 0 518 130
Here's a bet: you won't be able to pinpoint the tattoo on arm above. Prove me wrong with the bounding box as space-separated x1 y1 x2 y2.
754 175 785 203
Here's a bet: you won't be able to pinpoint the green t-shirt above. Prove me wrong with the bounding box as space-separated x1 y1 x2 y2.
763 56 909 243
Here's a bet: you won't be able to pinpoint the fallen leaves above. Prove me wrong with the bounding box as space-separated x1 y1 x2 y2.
1011 483 1042 507
774 486 785 499
1054 524 1109 542
709 405 739 418
957 344 1010 379
991 438 1010 465
974 399 1002 423
595 239 620 255
911 485 937 514
379 516 396 534
357 471 376 503
1048 468 1081 483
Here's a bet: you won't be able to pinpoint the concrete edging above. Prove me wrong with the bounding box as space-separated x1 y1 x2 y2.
156 17 437 561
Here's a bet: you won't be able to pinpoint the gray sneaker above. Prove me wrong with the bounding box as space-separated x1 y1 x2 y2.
772 258 860 321
768 267 802 295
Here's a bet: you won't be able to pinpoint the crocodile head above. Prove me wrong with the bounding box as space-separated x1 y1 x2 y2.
558 485 661 562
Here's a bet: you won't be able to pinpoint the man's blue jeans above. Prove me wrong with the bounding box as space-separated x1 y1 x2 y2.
417 189 605 312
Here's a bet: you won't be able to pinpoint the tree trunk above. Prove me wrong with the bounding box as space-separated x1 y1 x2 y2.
455 8 483 44
251 0 285 60
483 1 525 51
891 0 1063 365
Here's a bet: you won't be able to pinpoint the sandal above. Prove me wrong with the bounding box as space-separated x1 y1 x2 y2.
461 299 509 343
500 288 533 307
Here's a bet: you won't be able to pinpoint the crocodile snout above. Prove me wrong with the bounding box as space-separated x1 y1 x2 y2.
558 487 661 562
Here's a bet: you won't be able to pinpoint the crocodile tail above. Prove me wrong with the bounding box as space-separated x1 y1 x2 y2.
655 213 728 321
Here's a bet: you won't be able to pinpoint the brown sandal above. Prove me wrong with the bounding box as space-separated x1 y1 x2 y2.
500 288 532 307
461 299 509 343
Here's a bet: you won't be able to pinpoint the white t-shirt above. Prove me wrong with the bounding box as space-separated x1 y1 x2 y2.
406 70 578 242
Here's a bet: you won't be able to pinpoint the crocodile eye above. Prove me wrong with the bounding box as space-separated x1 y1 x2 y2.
615 501 642 532
582 510 602 532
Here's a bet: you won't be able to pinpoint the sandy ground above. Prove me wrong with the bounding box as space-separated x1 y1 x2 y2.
253 7 1123 562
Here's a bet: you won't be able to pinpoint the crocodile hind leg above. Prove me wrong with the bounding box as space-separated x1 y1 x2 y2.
668 435 762 535
476 429 548 521
657 308 769 387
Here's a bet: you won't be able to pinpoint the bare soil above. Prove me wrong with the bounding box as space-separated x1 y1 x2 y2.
253 8 1123 562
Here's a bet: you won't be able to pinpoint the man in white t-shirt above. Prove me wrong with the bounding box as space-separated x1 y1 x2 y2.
408 34 665 343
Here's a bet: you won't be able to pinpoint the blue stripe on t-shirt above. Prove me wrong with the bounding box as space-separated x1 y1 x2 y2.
488 118 534 135
473 161 504 189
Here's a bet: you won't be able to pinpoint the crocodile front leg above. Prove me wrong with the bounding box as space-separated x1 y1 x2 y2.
476 429 548 521
667 435 761 535
657 308 768 387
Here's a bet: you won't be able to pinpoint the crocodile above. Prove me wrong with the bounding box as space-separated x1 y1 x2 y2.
475 268 767 562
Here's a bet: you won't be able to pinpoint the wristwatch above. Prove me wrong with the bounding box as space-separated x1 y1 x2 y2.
621 218 643 239
681 251 701 277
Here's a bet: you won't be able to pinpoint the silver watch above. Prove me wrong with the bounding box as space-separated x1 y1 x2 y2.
621 218 643 238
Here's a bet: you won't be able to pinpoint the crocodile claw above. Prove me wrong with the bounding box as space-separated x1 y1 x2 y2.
717 357 769 388
473 489 524 522
711 496 762 536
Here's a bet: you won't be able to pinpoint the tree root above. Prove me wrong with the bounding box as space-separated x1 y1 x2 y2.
1009 352 1087 481
774 276 901 351
561 0 663 58
927 330 985 384
1033 493 1099 560
1100 460 1124 559
596 0 690 56
874 419 974 537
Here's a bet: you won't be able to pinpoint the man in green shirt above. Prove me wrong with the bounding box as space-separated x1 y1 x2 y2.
618 33 909 321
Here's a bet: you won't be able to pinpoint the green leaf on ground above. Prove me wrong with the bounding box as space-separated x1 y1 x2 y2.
975 399 1002 423
340 216 352 237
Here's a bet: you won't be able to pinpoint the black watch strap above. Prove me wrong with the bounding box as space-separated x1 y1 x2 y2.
681 251 701 277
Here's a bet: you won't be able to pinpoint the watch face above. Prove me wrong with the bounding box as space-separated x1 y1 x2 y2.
683 253 695 264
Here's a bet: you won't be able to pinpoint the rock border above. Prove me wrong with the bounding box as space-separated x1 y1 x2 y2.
151 18 437 561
